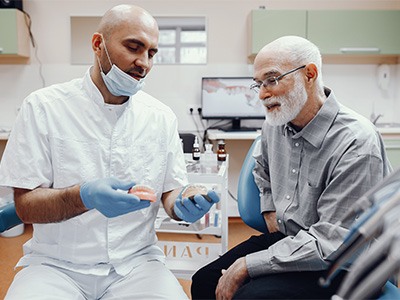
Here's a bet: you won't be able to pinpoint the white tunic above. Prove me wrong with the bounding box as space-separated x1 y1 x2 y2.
0 69 188 276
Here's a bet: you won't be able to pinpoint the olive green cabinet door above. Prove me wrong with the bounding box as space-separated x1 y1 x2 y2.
250 10 307 57
383 138 400 170
307 10 400 55
0 9 29 58
0 10 20 55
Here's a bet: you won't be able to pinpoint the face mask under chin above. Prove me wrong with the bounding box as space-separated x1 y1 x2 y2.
97 37 145 97
100 63 145 97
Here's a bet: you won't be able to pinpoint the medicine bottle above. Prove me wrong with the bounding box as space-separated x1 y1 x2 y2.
203 143 214 173
192 136 201 161
217 139 227 162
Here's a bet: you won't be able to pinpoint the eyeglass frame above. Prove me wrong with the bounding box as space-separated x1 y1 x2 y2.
250 65 306 93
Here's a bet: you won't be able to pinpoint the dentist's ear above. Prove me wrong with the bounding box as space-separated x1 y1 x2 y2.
92 33 103 53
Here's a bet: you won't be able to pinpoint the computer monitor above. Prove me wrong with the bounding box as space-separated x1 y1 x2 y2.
201 77 266 131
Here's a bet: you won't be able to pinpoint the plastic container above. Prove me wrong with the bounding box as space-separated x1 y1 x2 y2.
203 144 215 173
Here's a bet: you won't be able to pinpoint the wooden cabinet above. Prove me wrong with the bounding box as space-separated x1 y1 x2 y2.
0 9 30 64
249 9 400 64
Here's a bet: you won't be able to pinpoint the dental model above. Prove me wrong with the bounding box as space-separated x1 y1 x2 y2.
128 185 157 202
181 184 212 203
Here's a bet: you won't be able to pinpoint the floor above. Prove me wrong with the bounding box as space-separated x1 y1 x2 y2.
0 218 259 299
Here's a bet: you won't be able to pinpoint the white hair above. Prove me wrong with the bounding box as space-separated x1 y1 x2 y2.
259 36 324 89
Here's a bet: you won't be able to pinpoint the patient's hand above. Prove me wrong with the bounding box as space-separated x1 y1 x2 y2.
263 211 279 233
216 257 248 300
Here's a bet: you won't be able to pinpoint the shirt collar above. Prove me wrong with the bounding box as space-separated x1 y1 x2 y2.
285 87 340 149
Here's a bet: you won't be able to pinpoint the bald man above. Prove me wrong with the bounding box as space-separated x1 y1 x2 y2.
0 4 219 299
191 36 392 299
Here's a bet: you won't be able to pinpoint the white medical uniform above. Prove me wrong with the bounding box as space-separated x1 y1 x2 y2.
0 69 189 299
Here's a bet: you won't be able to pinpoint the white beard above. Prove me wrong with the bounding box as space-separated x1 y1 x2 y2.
263 80 308 126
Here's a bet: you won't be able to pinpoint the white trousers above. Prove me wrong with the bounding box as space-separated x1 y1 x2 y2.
5 260 188 300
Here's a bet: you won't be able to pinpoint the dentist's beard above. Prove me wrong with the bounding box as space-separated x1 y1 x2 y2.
264 81 308 126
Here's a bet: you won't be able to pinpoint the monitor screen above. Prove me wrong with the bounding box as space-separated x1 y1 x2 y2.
201 77 266 131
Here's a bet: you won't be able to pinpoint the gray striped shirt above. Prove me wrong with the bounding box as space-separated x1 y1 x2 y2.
247 88 392 277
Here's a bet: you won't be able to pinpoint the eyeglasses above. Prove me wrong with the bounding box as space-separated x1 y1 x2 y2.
250 65 306 93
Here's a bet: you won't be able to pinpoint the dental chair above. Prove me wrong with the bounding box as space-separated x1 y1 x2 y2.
0 186 22 234
0 202 22 234
237 136 400 299
237 136 268 234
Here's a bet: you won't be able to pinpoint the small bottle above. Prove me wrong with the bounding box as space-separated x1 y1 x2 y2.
192 136 201 161
217 139 227 162
203 143 214 173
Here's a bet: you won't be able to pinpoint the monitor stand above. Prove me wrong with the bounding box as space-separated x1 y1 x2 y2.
221 119 261 132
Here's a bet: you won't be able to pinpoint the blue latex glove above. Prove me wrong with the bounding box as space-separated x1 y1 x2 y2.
174 188 220 223
80 177 151 218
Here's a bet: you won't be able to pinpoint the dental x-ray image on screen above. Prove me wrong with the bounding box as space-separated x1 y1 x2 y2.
201 77 266 131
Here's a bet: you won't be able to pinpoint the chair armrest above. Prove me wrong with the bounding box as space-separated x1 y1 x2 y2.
0 202 22 233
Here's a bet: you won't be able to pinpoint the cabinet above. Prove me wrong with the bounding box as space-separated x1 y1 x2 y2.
249 9 400 64
249 10 306 62
308 11 400 55
382 134 400 170
0 9 30 64
156 153 229 279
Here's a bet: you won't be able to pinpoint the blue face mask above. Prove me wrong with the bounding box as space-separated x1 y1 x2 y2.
97 37 145 97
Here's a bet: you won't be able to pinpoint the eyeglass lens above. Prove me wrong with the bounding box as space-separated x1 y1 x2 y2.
250 65 306 93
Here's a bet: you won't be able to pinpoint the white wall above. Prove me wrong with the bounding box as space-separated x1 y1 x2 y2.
0 0 399 134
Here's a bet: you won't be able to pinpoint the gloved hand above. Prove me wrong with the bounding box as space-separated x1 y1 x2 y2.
80 177 151 218
174 187 220 223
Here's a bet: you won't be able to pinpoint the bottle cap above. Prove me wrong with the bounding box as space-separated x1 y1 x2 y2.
193 136 199 147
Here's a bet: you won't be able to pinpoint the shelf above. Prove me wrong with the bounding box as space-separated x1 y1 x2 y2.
207 129 261 140
156 211 222 235
155 154 229 279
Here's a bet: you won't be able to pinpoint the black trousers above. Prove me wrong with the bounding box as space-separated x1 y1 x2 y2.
191 232 346 300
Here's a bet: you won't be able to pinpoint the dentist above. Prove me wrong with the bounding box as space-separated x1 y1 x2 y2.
0 4 218 300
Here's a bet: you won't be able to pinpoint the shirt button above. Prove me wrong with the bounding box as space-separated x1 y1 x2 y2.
286 195 290 200
292 169 297 173
295 142 299 147
278 219 282 224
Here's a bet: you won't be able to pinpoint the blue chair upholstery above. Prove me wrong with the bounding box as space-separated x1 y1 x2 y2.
0 202 22 233
380 281 400 300
237 136 268 233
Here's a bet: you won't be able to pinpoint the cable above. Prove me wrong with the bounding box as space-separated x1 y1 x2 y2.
321 190 400 287
228 190 237 202
191 113 205 145
335 219 400 299
22 10 46 88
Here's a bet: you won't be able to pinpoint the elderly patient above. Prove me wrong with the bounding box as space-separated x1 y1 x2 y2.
0 4 219 300
191 35 392 300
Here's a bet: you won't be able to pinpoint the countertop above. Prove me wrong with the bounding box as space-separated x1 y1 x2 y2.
375 123 400 135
